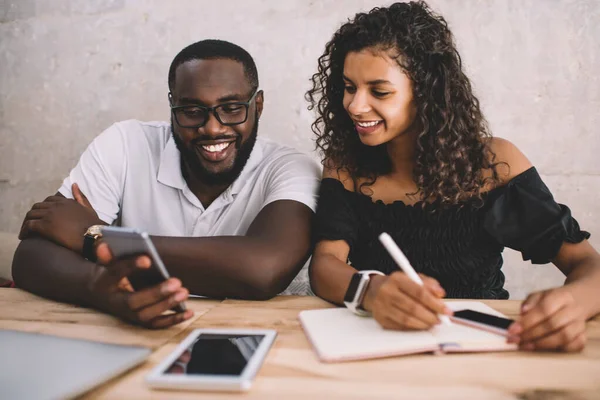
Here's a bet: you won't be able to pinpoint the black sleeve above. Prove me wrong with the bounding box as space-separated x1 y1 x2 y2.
313 178 359 248
483 167 590 264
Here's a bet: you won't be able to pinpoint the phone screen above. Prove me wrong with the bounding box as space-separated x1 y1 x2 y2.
100 226 185 313
452 309 514 330
101 227 169 288
165 334 265 376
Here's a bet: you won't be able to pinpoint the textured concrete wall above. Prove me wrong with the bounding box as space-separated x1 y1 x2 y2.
1 0 598 299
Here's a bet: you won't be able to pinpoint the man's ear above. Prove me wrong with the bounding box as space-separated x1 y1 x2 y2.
256 90 264 119
168 92 174 106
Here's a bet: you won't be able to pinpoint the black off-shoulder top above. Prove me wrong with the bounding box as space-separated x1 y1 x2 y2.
314 167 590 299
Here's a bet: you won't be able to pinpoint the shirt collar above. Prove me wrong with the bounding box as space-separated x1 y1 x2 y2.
157 134 186 190
157 135 264 196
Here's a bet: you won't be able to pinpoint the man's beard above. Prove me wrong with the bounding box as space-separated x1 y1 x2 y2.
171 111 259 186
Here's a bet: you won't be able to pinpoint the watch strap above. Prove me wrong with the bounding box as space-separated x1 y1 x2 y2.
344 270 385 316
82 234 98 262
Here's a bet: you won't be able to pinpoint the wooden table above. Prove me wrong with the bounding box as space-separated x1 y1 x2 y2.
1 289 599 399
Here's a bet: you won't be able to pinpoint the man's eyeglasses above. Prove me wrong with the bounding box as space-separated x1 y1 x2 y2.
170 90 259 129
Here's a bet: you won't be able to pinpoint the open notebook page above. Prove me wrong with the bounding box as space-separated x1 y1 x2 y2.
299 307 438 362
299 301 516 362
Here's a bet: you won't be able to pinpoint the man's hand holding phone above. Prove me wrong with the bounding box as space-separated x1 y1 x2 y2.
88 242 193 329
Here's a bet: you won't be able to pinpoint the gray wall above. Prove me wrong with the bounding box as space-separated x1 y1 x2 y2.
1 0 598 299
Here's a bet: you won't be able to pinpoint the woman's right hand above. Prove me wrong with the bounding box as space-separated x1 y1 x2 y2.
362 271 452 330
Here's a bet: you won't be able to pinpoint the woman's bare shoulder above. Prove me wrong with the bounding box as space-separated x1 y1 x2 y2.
485 137 534 185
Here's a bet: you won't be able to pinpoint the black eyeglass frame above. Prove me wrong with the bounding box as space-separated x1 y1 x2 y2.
169 89 260 129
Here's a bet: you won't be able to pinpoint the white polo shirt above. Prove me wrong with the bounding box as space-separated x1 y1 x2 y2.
59 120 320 238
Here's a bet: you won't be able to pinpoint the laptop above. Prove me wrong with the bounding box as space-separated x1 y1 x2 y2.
0 330 151 399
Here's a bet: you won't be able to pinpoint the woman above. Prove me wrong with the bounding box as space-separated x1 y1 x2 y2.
306 1 600 352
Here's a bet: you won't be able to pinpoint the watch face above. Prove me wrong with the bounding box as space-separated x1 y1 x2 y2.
344 273 362 303
86 225 103 236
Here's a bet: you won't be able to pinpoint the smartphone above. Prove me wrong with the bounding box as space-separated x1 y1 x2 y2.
146 329 277 392
451 309 514 336
100 226 186 313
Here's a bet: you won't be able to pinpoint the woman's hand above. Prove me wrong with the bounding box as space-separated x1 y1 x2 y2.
508 287 587 352
362 271 452 330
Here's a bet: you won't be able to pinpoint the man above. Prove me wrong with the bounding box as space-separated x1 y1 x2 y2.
12 39 320 329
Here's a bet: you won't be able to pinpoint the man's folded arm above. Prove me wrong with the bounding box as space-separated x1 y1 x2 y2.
154 152 319 300
153 199 314 300
14 150 318 301
12 237 99 306
13 198 314 302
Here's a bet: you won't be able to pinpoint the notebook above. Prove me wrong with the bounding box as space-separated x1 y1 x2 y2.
0 330 151 400
299 301 517 362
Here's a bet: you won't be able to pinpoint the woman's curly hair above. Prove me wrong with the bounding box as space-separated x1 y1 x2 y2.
306 1 500 206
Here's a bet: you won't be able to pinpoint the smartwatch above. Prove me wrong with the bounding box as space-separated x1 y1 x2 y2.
82 225 104 262
343 270 385 316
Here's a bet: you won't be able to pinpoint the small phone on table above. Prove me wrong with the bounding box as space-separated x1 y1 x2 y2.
100 226 186 313
146 329 277 392
451 309 514 336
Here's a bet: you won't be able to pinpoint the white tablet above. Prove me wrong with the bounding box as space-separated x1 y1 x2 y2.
146 329 277 392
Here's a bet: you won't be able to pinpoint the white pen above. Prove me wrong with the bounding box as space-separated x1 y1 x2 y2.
378 232 452 326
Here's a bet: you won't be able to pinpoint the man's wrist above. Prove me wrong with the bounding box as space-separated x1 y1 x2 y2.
361 275 387 312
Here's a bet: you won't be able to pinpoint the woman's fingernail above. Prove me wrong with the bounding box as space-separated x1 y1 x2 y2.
443 306 454 315
184 310 194 319
521 302 531 313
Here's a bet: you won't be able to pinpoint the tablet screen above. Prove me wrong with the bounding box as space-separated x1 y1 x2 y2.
165 334 265 376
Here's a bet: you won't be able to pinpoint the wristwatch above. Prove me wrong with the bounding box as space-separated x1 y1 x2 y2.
82 225 104 262
344 270 385 316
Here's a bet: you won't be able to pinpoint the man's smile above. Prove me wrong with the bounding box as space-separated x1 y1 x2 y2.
194 140 236 162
